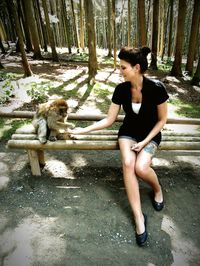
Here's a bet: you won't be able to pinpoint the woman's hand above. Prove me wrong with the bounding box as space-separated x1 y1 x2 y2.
67 127 87 135
131 141 145 152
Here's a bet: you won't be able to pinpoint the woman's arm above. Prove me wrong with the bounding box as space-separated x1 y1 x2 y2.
68 103 121 134
132 101 168 151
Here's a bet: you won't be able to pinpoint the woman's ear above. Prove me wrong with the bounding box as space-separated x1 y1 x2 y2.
134 64 141 72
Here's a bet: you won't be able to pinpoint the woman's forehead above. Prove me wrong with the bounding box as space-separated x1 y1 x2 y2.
119 59 131 66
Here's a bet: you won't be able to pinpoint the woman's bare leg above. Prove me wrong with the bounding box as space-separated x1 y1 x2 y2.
135 148 163 203
119 139 145 234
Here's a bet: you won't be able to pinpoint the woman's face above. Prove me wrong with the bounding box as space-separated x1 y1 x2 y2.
119 59 136 81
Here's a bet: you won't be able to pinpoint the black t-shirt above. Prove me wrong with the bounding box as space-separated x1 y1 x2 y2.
112 76 169 145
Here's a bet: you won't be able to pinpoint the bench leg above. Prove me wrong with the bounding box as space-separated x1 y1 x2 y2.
37 150 45 166
27 150 41 176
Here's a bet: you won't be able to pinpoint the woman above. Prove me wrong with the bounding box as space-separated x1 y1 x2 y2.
69 46 169 246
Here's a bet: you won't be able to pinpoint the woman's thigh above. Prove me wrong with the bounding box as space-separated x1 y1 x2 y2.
136 141 158 170
118 137 137 167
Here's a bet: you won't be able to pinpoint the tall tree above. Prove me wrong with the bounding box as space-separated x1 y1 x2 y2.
170 0 187 76
84 0 98 82
8 0 32 76
167 0 174 59
191 56 200 86
185 0 200 75
70 0 80 52
150 0 159 70
107 0 112 56
42 0 59 62
137 0 146 46
112 0 116 69
79 0 85 50
127 0 131 46
61 0 72 53
22 0 42 59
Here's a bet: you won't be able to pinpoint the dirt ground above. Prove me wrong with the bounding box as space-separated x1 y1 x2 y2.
0 56 200 265
0 142 200 266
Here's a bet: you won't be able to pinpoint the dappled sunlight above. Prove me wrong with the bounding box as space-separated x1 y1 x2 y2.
57 69 86 82
0 214 66 266
0 176 9 191
161 215 199 266
44 159 76 179
152 157 171 167
11 154 28 173
70 153 88 168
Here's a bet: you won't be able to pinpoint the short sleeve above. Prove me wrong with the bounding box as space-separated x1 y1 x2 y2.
112 84 122 105
154 81 169 105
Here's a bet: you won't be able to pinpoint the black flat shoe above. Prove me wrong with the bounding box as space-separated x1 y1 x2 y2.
135 214 148 246
152 199 164 211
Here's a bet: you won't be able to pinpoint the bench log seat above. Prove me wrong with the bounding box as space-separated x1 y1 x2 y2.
3 112 200 176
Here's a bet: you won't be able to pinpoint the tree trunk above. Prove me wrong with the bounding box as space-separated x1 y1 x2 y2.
61 0 72 53
22 0 42 59
191 56 200 86
167 0 174 59
138 0 146 46
70 0 80 53
42 0 59 62
84 0 98 82
112 0 116 70
8 0 32 76
35 0 48 52
185 0 200 75
170 0 187 76
18 0 33 52
150 0 159 70
79 0 85 50
107 0 112 56
127 0 131 46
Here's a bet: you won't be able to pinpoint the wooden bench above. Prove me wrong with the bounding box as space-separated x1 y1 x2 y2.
2 111 200 176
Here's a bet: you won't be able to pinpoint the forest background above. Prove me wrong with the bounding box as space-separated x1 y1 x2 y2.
0 0 200 128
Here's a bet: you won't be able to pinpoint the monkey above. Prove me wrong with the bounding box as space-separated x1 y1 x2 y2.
32 98 75 144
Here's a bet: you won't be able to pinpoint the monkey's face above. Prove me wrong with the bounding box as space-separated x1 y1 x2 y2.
59 106 68 117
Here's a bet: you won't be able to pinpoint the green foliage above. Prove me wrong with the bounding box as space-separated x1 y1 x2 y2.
157 60 173 73
169 97 200 118
0 118 31 140
0 72 22 104
26 82 51 103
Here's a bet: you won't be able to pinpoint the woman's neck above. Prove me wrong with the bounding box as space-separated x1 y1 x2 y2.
130 75 143 91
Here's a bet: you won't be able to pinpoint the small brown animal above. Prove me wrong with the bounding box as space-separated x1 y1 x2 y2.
32 98 75 143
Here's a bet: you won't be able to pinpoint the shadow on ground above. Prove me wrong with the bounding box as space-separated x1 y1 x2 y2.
0 143 200 266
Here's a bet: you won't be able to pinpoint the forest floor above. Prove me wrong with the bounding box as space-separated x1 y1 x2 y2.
0 53 200 266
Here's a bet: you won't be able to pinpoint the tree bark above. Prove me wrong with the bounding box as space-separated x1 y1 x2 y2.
191 56 200 86
22 0 42 59
185 0 200 75
170 0 187 76
8 0 32 76
42 0 59 62
137 0 146 46
150 0 159 70
167 0 174 59
84 0 98 82
112 0 116 69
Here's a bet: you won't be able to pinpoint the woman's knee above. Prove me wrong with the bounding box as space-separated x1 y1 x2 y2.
122 157 135 170
135 161 148 178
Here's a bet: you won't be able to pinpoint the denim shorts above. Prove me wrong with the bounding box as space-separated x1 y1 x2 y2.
118 135 158 155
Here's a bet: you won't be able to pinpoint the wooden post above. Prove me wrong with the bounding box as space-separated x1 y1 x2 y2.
27 150 41 176
37 150 45 166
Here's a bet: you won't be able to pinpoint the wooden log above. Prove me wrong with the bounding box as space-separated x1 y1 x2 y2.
7 139 200 150
10 132 200 142
0 111 200 125
12 134 37 140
